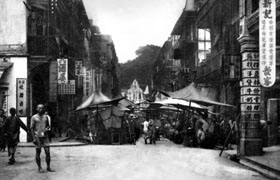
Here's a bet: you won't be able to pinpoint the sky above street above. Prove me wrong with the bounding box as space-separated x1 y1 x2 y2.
83 0 186 63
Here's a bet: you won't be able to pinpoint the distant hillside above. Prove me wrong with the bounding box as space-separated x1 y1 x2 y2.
119 45 161 90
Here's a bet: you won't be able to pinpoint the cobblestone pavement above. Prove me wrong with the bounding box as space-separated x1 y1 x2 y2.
0 139 268 180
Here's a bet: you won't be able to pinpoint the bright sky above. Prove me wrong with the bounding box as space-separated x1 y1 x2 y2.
83 0 186 63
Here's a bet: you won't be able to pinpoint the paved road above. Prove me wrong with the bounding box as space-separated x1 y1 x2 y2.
0 139 268 180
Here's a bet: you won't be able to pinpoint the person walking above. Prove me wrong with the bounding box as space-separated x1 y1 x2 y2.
31 104 55 173
197 121 206 148
143 119 149 144
0 109 7 151
3 108 28 164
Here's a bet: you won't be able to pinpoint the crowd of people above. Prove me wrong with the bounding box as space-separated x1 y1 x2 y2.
134 112 239 150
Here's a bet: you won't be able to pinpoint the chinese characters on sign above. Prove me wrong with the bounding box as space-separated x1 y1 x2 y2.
259 0 276 87
0 90 8 116
17 78 27 117
58 80 75 95
240 52 261 118
75 61 83 76
57 59 68 84
83 70 91 97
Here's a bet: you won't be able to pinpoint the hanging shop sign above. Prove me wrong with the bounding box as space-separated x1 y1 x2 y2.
57 58 68 84
259 0 276 87
240 51 261 116
83 70 91 97
16 78 27 117
75 61 83 76
91 69 96 93
0 90 8 116
58 80 75 95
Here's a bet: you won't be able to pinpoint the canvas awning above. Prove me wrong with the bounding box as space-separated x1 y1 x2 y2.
118 98 135 108
0 61 13 79
160 105 183 112
153 98 207 110
74 91 125 111
160 83 235 107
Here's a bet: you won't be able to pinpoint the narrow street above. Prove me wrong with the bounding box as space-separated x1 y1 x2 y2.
0 139 267 180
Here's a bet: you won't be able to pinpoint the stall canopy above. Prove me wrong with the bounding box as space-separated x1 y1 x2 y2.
74 91 125 111
160 105 183 112
160 83 234 107
118 98 135 108
153 98 207 110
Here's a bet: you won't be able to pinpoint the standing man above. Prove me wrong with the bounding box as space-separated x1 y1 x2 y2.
3 108 28 164
31 104 54 173
142 119 149 144
0 109 7 151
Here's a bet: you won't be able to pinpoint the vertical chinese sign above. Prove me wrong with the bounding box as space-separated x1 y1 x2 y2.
75 61 83 76
17 78 27 117
91 69 96 94
259 0 276 87
83 70 91 97
75 61 83 88
240 52 261 122
0 90 8 116
57 58 68 84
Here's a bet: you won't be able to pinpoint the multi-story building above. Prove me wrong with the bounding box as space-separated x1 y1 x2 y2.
238 0 280 155
153 0 280 155
0 0 120 141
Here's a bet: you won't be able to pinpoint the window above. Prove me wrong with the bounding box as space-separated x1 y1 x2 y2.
198 29 211 63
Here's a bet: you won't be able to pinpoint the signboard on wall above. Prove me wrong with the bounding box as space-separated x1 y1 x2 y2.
240 52 260 116
75 61 83 76
0 90 8 116
58 80 75 95
57 59 68 84
83 70 91 97
259 0 276 87
16 78 27 117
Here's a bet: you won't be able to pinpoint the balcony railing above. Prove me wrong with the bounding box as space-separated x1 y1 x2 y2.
247 2 280 31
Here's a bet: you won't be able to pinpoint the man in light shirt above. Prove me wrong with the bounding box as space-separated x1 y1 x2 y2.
31 104 54 173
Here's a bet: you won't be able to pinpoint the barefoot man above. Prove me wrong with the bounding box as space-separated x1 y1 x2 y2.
31 104 54 173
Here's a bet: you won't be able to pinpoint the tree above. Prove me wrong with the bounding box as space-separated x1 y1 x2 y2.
119 45 161 90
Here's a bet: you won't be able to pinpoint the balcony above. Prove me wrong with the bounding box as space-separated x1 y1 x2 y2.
247 2 280 33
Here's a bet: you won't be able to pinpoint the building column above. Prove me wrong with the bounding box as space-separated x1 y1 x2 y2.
238 18 263 156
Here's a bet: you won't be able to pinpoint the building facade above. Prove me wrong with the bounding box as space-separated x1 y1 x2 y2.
153 0 280 155
0 0 120 141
